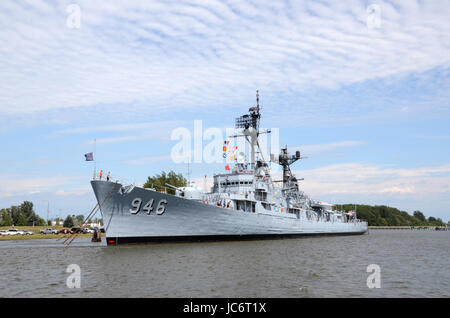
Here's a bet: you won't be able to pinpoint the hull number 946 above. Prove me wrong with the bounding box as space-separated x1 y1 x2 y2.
129 198 167 215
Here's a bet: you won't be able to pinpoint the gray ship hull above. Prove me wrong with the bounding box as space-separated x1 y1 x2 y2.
91 180 368 245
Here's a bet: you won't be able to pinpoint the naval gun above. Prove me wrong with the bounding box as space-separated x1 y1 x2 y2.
165 182 203 200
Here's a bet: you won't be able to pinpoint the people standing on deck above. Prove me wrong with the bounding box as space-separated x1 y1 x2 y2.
99 170 103 180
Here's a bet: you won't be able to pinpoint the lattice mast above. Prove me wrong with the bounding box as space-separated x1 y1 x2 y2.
235 90 262 169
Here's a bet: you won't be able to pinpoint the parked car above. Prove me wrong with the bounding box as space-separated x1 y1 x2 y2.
40 228 59 234
71 227 83 233
5 229 25 235
71 227 93 234
59 229 73 234
21 230 34 235
0 230 8 236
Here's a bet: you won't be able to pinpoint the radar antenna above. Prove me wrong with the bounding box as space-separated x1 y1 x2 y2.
277 147 301 189
233 90 267 169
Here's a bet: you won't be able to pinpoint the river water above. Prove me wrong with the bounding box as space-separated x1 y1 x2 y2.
0 230 448 297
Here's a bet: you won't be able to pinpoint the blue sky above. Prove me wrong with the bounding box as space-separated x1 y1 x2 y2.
0 0 449 221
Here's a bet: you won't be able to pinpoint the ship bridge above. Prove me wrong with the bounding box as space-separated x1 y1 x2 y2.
212 172 254 193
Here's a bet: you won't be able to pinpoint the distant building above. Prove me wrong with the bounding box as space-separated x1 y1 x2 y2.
51 219 63 226
87 222 102 228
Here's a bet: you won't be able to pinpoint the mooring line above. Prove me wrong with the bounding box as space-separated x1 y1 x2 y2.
61 204 99 244
64 183 117 248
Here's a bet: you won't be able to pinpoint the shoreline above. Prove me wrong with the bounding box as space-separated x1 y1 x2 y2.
0 233 98 241
0 226 101 241
369 226 448 230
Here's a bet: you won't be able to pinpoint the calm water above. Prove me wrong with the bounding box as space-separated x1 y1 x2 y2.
0 230 448 297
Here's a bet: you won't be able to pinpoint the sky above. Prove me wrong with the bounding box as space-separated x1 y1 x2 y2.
0 0 449 221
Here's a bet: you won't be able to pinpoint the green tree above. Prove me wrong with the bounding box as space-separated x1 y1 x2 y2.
38 217 46 226
333 204 444 226
10 206 21 225
143 170 187 195
413 211 426 223
0 208 13 226
27 212 42 226
75 214 85 225
18 201 42 226
20 201 34 219
63 215 74 228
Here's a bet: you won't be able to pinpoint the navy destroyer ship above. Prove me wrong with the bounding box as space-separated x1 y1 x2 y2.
91 92 367 245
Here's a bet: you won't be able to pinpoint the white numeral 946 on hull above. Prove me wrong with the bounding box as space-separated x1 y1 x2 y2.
129 198 167 215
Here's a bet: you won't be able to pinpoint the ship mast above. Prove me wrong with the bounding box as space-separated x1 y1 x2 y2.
234 90 263 170
278 147 301 188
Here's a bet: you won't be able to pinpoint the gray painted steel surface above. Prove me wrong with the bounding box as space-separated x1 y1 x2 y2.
92 180 367 243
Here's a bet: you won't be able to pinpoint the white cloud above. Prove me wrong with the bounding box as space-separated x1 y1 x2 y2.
294 162 450 197
0 0 449 115
0 175 85 198
58 120 187 144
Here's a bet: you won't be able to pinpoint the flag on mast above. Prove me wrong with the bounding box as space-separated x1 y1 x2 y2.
85 152 94 161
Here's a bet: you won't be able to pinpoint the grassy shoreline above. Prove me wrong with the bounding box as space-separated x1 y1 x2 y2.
0 226 99 241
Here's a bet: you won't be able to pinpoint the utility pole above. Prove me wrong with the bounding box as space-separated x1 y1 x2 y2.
47 202 50 227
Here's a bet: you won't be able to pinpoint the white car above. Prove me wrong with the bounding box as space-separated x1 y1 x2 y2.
4 229 25 235
40 228 59 234
0 230 8 236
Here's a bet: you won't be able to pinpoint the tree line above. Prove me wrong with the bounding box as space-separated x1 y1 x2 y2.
334 204 446 226
0 201 45 226
0 201 89 228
